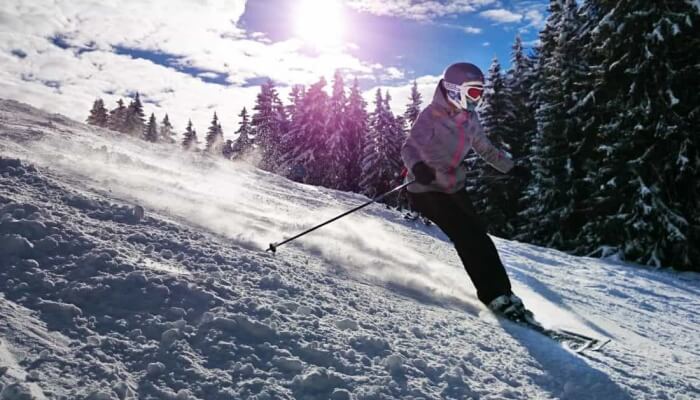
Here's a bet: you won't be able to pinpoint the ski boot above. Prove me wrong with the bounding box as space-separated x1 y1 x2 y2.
488 294 535 324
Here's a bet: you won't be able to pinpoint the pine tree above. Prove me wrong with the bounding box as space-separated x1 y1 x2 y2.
281 77 329 185
345 78 369 192
504 34 537 161
383 91 405 185
87 99 108 127
324 70 350 189
577 0 700 270
232 107 253 160
470 58 518 237
218 121 224 148
108 99 127 132
521 0 566 245
479 58 513 143
393 114 410 210
556 0 607 254
144 113 159 142
274 99 289 158
123 93 146 136
280 85 307 180
182 119 198 151
160 114 175 143
520 0 586 248
404 80 422 127
252 80 286 171
205 112 224 154
286 85 305 123
502 35 538 238
360 89 402 202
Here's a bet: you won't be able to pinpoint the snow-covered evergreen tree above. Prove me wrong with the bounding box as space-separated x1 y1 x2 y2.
160 114 175 143
286 85 305 124
519 0 566 245
469 58 519 237
404 80 422 127
277 85 306 176
557 0 607 253
520 0 587 248
251 80 286 172
501 35 539 237
393 114 410 210
107 99 127 133
123 93 146 136
383 91 405 186
205 112 224 154
479 58 513 144
182 119 198 151
324 70 350 190
273 98 289 162
281 78 329 185
144 113 158 142
360 89 402 201
87 99 108 127
344 78 369 192
232 107 253 160
504 34 537 161
576 0 700 270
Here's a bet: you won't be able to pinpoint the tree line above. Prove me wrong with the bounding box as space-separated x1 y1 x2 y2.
472 0 698 271
87 0 699 271
87 72 419 204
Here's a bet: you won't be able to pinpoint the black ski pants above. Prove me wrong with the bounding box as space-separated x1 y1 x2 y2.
407 189 512 305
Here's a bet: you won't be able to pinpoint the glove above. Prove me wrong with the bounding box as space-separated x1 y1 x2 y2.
412 161 436 185
509 165 531 181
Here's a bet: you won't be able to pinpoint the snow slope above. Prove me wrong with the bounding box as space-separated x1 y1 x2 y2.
0 98 698 399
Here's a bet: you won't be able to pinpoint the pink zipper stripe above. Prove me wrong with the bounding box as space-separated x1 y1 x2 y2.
447 113 469 191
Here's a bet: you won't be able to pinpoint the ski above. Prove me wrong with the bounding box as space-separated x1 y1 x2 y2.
514 318 611 353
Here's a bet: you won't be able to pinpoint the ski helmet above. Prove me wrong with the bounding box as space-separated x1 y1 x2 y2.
442 62 484 111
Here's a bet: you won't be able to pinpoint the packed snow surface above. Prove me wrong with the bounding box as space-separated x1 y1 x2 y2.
0 98 699 399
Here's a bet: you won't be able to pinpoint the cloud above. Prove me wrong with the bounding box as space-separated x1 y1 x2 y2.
344 0 497 21
0 41 262 140
511 2 548 34
385 67 405 80
0 0 379 85
463 26 483 34
524 9 545 28
0 0 248 51
0 0 406 135
479 8 523 23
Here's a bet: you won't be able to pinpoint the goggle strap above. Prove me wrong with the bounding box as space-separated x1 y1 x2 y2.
443 80 484 92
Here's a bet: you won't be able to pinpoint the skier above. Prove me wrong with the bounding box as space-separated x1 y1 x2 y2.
401 62 532 321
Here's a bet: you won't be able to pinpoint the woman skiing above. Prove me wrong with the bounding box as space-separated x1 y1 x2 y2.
402 62 532 321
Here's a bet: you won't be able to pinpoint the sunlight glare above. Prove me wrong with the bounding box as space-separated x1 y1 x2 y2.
295 0 345 49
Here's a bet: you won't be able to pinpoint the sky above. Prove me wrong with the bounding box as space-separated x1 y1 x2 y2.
0 0 547 137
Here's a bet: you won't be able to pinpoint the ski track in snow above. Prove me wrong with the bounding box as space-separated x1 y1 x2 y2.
0 98 698 399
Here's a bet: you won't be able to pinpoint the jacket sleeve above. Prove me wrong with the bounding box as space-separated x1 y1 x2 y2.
401 111 433 170
470 116 515 173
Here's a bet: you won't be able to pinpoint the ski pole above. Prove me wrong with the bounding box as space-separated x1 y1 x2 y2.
480 175 515 183
464 172 516 183
267 180 415 253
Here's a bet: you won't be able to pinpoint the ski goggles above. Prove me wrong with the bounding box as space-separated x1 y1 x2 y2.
443 80 484 103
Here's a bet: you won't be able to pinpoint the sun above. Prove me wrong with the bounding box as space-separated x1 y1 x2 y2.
294 0 345 49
